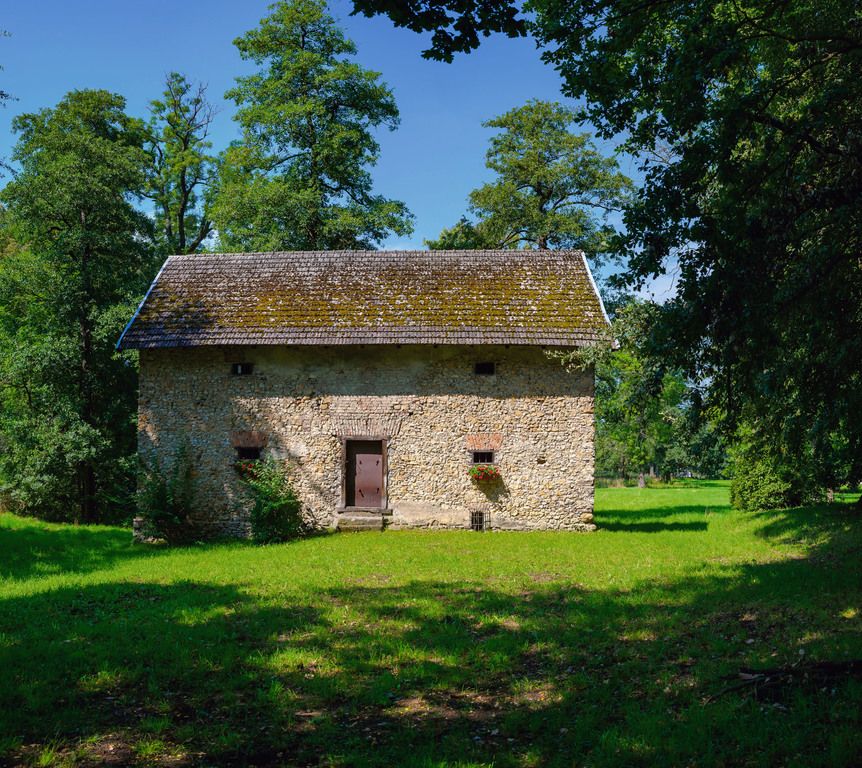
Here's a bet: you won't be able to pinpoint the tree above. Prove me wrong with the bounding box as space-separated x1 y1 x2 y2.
356 0 862 496
563 298 727 484
351 0 526 61
1 30 15 176
0 90 155 523
212 0 413 251
427 101 631 265
425 216 491 250
145 72 217 254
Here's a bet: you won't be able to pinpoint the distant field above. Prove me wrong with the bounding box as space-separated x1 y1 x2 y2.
1 481 860 767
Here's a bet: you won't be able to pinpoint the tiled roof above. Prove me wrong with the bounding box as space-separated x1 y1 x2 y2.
117 250 610 349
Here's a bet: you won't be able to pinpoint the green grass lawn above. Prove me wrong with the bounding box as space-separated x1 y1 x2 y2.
1 481 860 767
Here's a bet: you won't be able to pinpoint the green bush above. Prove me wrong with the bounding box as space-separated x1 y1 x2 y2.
730 446 822 511
241 458 305 543
137 445 196 543
730 456 792 511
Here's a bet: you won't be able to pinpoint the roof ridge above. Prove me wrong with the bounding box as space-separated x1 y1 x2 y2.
166 249 588 260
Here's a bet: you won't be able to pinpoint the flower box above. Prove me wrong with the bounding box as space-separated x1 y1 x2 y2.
469 464 501 483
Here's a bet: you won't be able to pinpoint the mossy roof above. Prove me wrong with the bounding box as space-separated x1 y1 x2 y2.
117 250 610 349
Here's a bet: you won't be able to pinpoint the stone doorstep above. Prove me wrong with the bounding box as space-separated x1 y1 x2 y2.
335 506 390 532
336 514 386 532
336 507 393 517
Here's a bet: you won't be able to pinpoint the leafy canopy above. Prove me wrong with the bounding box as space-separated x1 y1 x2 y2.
358 0 862 491
428 100 632 265
145 73 217 254
213 0 414 251
0 90 155 522
560 299 726 482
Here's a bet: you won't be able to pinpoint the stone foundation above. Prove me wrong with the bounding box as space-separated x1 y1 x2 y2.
137 345 597 535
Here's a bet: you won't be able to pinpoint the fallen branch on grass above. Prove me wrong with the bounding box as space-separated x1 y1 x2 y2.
705 660 862 703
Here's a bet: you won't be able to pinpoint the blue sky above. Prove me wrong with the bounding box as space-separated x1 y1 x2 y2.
0 1 646 244
0 1 678 295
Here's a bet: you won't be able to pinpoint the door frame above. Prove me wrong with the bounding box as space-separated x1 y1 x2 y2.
340 436 389 511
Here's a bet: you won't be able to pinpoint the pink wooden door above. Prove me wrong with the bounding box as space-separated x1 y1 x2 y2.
346 440 383 507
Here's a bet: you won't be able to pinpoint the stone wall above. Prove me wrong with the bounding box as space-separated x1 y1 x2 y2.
137 345 596 535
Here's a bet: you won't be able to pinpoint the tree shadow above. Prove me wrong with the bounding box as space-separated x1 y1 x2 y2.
1 503 860 766
595 502 729 533
0 515 161 581
598 520 708 532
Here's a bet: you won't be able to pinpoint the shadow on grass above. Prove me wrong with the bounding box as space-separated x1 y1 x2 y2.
596 502 730 533
0 518 149 582
598 520 709 533
1 504 860 767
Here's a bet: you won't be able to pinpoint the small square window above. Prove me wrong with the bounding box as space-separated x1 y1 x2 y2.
236 446 261 461
471 510 488 531
472 451 495 464
474 361 496 376
231 363 254 376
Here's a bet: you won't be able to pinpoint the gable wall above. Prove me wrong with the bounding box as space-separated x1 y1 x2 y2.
137 345 596 535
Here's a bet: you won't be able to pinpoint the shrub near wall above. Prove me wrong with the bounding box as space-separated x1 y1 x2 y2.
242 458 305 543
137 445 197 542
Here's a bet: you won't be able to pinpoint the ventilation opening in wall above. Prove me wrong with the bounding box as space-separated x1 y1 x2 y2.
231 362 254 376
471 450 495 464
236 446 261 461
471 510 488 532
474 361 496 376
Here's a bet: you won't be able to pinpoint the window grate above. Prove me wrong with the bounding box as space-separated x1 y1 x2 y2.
236 446 261 461
471 510 488 532
472 451 494 464
231 362 254 376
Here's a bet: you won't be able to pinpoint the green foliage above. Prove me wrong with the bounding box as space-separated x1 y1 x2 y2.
351 0 527 61
532 0 862 490
212 0 413 250
241 458 304 543
729 423 822 511
430 101 631 265
136 445 196 542
730 454 793 513
558 298 727 480
358 0 862 498
0 90 156 523
3 483 862 765
145 73 217 254
424 216 491 250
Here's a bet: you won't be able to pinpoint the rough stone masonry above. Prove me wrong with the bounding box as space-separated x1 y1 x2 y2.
120 250 609 535
137 344 597 534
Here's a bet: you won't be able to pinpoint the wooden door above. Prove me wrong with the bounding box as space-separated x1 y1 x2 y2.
346 440 384 508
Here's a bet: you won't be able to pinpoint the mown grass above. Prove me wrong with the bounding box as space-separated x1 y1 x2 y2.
1 481 860 767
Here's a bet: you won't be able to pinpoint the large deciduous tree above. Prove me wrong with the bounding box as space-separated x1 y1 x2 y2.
357 0 862 495
0 90 155 523
427 101 631 264
590 301 727 484
145 72 217 254
212 0 413 251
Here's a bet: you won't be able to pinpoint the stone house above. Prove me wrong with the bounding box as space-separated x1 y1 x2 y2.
118 250 610 534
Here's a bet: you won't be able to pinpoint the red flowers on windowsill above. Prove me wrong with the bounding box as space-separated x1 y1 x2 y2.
234 460 260 479
469 464 501 482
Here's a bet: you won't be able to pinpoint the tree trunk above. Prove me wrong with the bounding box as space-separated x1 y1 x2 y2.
638 472 646 488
